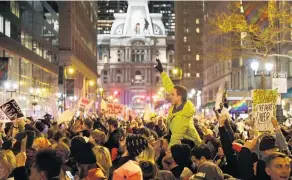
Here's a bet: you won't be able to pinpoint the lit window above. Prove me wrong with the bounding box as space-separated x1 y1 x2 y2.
184 36 187 42
196 73 200 77
196 28 200 33
0 15 3 33
187 46 191 51
196 54 200 61
5 20 10 37
188 63 191 68
187 73 191 77
196 18 199 24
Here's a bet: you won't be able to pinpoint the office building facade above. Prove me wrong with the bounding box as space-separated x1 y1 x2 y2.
0 1 59 116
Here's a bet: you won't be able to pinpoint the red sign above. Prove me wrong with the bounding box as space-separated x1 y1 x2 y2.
107 103 124 116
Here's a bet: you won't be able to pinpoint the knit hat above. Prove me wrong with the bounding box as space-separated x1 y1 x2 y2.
259 135 278 151
75 142 96 164
126 134 148 157
33 137 51 149
193 161 224 180
35 121 46 133
70 136 86 158
113 160 143 180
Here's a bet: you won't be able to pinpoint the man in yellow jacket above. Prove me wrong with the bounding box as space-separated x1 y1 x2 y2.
155 59 202 147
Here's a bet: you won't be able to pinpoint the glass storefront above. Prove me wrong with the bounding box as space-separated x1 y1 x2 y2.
0 49 58 117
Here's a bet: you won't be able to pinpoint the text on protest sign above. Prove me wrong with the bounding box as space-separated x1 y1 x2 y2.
254 103 274 132
0 99 24 120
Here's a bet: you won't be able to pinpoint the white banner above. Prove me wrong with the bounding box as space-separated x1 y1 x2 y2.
272 72 287 93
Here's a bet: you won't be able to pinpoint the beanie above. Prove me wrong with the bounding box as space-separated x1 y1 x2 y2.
126 134 148 157
75 142 96 164
259 135 277 151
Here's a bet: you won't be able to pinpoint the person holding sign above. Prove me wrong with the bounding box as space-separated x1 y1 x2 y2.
155 59 202 147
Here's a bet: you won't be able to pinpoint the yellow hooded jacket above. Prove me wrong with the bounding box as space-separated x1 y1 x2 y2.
161 72 202 147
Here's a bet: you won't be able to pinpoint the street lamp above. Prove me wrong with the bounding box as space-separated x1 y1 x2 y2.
4 81 19 99
265 62 274 72
29 87 40 115
250 60 274 89
250 61 259 71
172 68 178 75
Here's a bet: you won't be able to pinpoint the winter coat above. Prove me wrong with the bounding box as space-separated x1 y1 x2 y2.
105 128 122 153
7 167 29 180
218 126 238 178
161 72 202 147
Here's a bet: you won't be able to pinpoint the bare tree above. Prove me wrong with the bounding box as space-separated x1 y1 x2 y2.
208 1 292 61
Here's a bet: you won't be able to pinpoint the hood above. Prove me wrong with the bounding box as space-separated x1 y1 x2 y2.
169 100 195 118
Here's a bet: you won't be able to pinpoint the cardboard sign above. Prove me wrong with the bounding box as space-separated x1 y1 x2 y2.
107 103 124 116
78 97 89 112
272 72 287 93
215 85 224 110
252 89 277 132
0 99 24 120
254 103 274 132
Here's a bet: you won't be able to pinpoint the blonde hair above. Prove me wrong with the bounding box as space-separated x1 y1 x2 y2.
92 145 112 176
0 150 16 172
90 129 107 145
137 145 155 164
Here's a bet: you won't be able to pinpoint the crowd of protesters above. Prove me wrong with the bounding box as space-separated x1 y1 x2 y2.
0 109 291 180
0 59 291 180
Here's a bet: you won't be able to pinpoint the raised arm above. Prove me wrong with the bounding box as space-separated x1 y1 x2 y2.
155 59 174 93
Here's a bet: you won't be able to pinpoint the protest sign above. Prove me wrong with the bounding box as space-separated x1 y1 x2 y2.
57 109 76 125
215 85 224 110
252 89 278 108
0 99 24 120
254 103 274 132
78 97 89 112
252 89 277 132
106 103 124 116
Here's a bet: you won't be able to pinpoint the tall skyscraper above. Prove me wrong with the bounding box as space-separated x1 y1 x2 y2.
148 1 175 36
175 1 204 91
97 1 175 36
0 1 59 116
59 1 98 109
97 1 128 35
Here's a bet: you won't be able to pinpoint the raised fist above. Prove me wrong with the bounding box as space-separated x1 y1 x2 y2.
154 59 163 73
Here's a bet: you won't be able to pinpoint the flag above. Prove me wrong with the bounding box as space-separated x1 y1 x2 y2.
229 98 248 113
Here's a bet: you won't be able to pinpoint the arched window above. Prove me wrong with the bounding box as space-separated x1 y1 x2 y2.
135 23 140 34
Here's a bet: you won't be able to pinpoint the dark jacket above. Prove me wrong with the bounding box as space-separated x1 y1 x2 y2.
155 125 167 137
105 128 122 152
8 167 29 180
218 126 238 178
238 147 270 180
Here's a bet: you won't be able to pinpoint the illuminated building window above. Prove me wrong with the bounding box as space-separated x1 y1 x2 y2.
196 54 200 61
5 20 10 37
196 18 199 24
196 73 200 77
184 36 187 42
187 73 191 77
188 63 191 68
0 15 3 33
187 46 191 52
196 28 200 33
